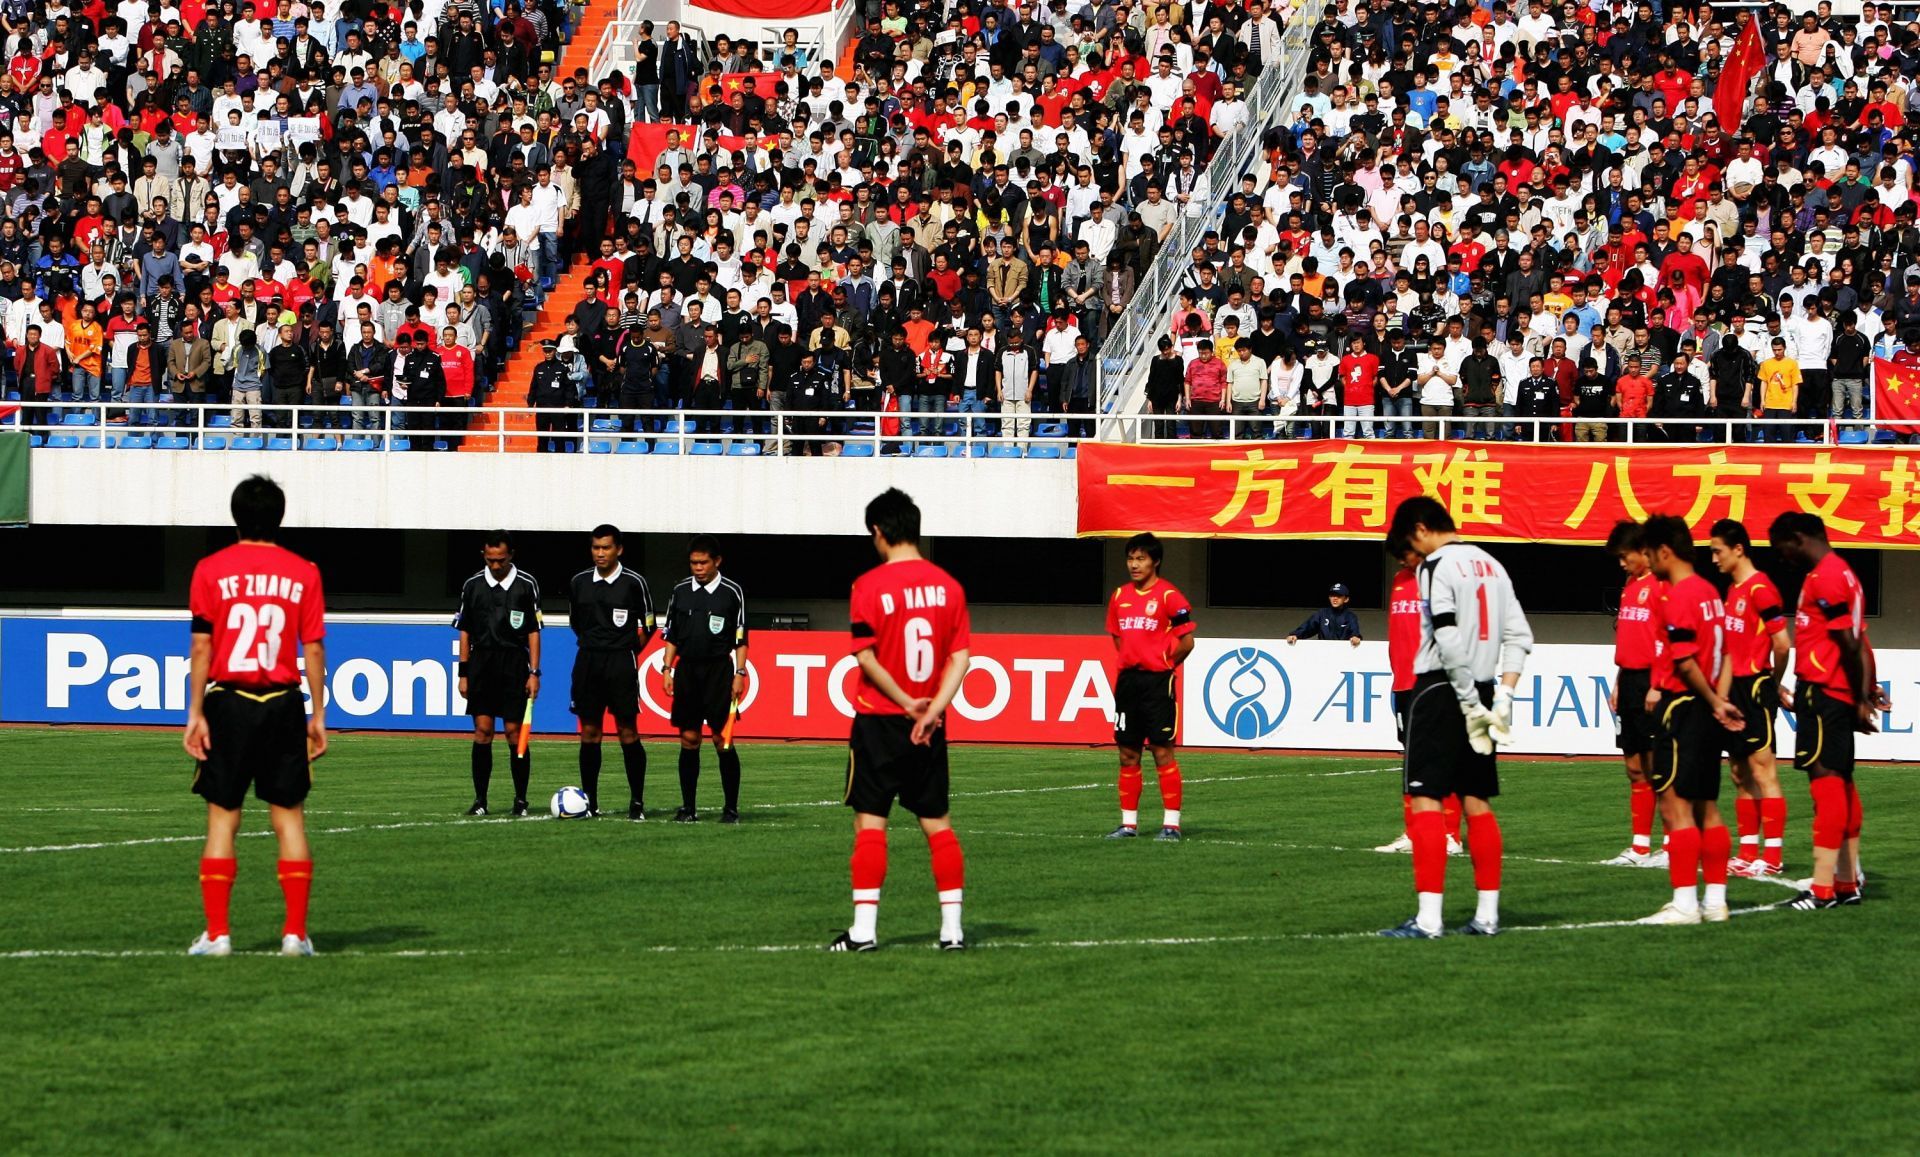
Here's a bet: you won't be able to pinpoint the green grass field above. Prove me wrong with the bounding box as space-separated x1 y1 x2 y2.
1 729 1915 1154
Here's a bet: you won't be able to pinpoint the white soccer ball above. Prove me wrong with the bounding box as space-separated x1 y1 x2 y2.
550 786 591 818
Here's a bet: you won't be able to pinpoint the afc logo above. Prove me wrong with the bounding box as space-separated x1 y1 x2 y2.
1202 647 1292 741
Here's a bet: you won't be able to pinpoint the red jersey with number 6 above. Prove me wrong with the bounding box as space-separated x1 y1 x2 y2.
189 542 327 689
849 558 971 717
1388 565 1422 692
1106 577 1195 672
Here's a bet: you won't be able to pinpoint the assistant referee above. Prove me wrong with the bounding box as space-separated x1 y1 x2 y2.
455 531 543 817
661 534 748 823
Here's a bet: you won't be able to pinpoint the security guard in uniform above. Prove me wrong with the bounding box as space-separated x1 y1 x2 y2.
529 339 580 452
455 531 543 816
568 524 656 819
404 339 447 451
660 534 749 822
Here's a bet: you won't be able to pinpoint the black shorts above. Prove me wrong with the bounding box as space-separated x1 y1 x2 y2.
1793 682 1856 778
1726 672 1777 757
1615 667 1654 754
571 648 640 725
846 714 950 819
1650 692 1722 801
669 657 735 733
1402 674 1498 802
1113 667 1178 749
1393 688 1411 746
466 648 530 720
193 684 311 810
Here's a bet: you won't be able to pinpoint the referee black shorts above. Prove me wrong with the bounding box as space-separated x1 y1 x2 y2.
1403 672 1498 802
571 648 640 726
669 657 735 734
1725 672 1777 757
465 648 531 720
1650 692 1722 802
1615 667 1655 755
846 714 950 819
193 684 311 810
1793 682 1856 779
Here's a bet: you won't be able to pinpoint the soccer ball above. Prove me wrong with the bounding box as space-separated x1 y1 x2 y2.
549 786 591 818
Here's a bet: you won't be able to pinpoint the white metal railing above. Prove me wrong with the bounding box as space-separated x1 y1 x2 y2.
6 401 1910 452
1097 0 1329 427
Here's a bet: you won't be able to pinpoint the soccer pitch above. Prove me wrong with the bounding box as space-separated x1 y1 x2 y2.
1 730 1914 1153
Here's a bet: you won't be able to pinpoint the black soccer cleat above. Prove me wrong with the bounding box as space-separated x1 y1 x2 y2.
939 938 966 952
628 803 647 822
719 808 741 825
1455 919 1500 936
464 801 488 816
511 799 529 817
826 932 876 952
672 807 698 823
1788 890 1842 910
1104 825 1139 839
585 808 602 819
1379 918 1444 939
1838 888 1863 906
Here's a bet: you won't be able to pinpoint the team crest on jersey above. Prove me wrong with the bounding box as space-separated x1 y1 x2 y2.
1734 599 1745 614
1145 598 1159 617
509 610 525 629
1637 587 1649 603
708 614 726 635
612 609 629 627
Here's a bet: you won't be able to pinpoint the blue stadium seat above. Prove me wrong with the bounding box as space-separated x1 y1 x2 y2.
1035 421 1068 438
301 436 339 451
690 442 724 455
201 434 228 450
77 434 118 449
841 442 875 457
1065 445 1077 459
155 435 193 450
590 419 621 432
1025 444 1063 459
914 444 948 458
1874 430 1899 444
725 442 761 456
1838 429 1870 445
231 435 266 451
266 436 295 451
63 411 98 426
119 434 153 450
615 439 649 454
45 433 79 448
388 438 411 451
340 437 377 452
29 434 43 447
209 415 234 428
662 417 684 434
987 443 1021 458
652 439 680 455
588 440 613 454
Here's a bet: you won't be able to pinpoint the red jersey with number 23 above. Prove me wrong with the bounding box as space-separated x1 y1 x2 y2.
1107 577 1195 672
849 557 971 717
1795 551 1869 704
1388 566 1422 692
189 542 327 689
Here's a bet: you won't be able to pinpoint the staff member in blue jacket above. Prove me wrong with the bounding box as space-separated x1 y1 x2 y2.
1288 583 1364 646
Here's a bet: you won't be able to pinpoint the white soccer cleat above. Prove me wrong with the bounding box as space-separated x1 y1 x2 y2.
1374 833 1414 853
1445 834 1465 856
1602 848 1657 867
1644 849 1669 869
1727 856 1754 875
1638 903 1702 926
1701 902 1730 923
188 932 232 957
1741 860 1783 879
279 934 315 956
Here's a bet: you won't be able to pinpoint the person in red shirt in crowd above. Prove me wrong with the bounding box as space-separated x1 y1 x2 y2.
1615 354 1654 439
439 324 476 448
1375 537 1463 856
1602 521 1666 867
1104 532 1196 841
1770 512 1887 910
1338 334 1379 438
1183 336 1228 438
1657 233 1710 296
183 476 328 957
832 488 972 952
1709 519 1790 878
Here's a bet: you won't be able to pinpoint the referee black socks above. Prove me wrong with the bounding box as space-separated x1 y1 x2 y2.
718 747 742 813
509 752 531 806
678 747 700 811
471 743 492 806
622 742 647 809
579 743 602 812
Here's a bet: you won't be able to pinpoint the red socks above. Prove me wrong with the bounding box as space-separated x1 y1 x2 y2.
1844 780 1864 840
276 860 312 938
1158 761 1182 813
1760 797 1787 867
927 828 965 893
851 828 888 895
1409 809 1447 895
1735 798 1759 860
1700 826 1730 886
199 857 236 938
1666 826 1701 889
1118 766 1143 814
1442 795 1462 839
1809 775 1847 853
1466 811 1502 891
1630 781 1655 851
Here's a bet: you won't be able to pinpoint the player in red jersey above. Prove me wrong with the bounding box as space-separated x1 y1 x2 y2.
1103 532 1196 840
1602 521 1668 868
182 477 328 957
831 489 972 952
1637 515 1743 926
1709 520 1790 878
1769 513 1887 909
1374 537 1461 855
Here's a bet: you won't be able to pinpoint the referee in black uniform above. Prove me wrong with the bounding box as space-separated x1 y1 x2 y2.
568 524 656 819
455 531 543 816
661 534 749 822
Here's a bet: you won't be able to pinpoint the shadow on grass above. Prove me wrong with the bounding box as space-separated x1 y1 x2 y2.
317 924 441 949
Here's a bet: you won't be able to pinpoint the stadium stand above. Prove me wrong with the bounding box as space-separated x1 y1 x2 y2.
1 0 1917 453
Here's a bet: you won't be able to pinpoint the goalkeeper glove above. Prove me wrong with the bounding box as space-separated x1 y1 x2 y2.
1489 685 1516 747
1463 702 1497 756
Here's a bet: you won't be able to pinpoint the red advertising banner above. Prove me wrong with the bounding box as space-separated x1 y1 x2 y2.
624 631 1118 744
1077 440 1920 550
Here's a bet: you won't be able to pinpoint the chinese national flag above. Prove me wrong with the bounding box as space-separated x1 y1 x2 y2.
1874 355 1920 435
1714 17 1764 131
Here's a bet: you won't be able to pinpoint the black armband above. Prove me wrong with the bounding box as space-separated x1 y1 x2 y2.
457 661 470 676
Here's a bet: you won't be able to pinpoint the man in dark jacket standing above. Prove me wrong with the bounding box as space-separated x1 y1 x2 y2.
266 324 311 430
529 339 579 453
402 338 446 451
1287 583 1363 646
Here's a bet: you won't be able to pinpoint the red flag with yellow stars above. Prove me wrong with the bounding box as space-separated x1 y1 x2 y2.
1874 356 1920 435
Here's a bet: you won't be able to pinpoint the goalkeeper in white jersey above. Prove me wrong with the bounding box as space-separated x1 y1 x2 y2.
1380 496 1535 939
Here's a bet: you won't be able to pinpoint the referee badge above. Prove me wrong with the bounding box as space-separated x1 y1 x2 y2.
612 609 629 627
708 614 726 635
509 610 525 630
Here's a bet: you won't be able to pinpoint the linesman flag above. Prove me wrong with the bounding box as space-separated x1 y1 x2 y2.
1874 356 1920 436
1714 17 1765 131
